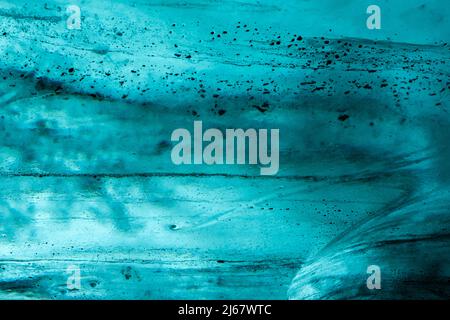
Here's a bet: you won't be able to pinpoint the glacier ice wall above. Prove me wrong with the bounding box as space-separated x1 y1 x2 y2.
0 0 449 299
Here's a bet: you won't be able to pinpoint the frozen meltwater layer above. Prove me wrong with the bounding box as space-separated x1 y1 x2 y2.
0 0 449 299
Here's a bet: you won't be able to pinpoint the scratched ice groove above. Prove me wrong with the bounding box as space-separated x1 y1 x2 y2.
0 0 449 299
